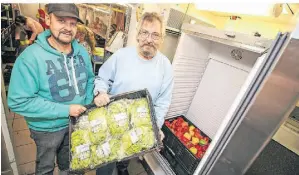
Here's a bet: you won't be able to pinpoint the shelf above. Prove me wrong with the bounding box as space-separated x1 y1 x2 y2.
181 23 272 54
1 4 11 13
1 17 13 21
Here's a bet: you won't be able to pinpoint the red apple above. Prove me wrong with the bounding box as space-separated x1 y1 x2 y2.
195 145 202 152
181 121 188 127
202 145 209 152
194 132 203 140
194 128 200 134
180 136 189 144
165 121 171 128
196 151 204 159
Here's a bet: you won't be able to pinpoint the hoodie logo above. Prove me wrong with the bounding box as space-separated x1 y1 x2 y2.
46 55 88 102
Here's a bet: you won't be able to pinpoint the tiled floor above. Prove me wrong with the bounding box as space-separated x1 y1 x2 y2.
8 112 148 175
8 112 36 175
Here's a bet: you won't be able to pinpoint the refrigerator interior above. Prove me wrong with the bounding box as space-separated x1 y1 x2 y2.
167 33 265 139
159 31 270 174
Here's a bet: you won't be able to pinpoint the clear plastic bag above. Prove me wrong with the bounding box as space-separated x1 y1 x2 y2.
106 99 131 137
128 98 152 128
121 126 155 157
90 138 123 168
88 107 109 144
70 129 92 170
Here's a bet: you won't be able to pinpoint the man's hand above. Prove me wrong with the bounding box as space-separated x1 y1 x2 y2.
94 91 110 107
69 104 86 117
28 40 34 45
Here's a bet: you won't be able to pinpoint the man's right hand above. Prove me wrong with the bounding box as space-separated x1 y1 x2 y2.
69 104 86 117
94 92 110 107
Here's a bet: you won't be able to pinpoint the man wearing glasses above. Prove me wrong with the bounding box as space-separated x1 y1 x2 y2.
94 12 174 175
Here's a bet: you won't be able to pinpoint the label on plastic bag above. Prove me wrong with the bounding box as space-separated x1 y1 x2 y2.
118 120 127 127
96 146 104 157
130 130 139 144
101 142 111 157
90 118 105 133
80 115 89 122
136 128 143 136
137 107 147 118
76 144 90 160
79 115 89 128
114 113 127 121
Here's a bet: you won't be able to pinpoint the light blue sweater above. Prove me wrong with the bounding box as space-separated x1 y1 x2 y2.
94 46 174 128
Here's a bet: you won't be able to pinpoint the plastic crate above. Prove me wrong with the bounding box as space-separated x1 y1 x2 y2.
69 89 163 174
160 145 191 175
162 115 212 175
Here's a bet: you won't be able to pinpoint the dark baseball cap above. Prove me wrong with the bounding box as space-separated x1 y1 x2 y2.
47 3 84 24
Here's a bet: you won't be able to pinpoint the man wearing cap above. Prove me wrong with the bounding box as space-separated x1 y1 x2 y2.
7 3 94 175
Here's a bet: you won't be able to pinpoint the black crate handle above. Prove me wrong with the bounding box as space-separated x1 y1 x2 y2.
165 145 176 157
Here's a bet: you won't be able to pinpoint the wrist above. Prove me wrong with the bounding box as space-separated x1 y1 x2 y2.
96 91 107 96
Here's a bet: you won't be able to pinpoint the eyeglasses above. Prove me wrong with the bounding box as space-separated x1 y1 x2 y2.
139 30 161 40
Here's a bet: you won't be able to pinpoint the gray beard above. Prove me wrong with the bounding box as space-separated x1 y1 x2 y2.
142 50 152 57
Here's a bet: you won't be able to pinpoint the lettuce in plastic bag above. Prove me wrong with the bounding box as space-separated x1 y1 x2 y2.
71 130 91 170
74 115 90 130
107 139 122 161
71 144 92 170
107 100 130 136
121 126 155 156
128 98 152 127
71 129 91 151
88 107 109 144
91 139 122 167
90 145 106 167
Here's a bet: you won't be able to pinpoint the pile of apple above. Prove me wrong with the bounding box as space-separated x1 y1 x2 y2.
164 117 210 159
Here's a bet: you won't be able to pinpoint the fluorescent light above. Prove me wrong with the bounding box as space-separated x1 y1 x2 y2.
116 3 134 9
95 8 110 14
195 3 275 16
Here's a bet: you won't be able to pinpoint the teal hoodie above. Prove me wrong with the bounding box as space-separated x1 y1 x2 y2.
7 30 95 132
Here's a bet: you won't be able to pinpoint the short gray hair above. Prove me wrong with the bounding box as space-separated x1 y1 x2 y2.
136 12 165 40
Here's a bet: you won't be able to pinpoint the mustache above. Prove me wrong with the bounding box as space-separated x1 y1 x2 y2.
142 43 155 48
59 30 73 36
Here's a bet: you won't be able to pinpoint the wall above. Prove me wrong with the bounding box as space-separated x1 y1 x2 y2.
126 5 138 47
17 3 41 21
126 4 172 47
172 4 219 28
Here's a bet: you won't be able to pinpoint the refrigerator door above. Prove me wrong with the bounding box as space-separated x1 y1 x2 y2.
198 25 299 175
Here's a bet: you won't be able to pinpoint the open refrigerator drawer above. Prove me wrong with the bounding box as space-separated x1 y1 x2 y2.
161 115 211 175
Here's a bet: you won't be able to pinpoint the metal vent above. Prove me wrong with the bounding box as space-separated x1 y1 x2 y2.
167 8 185 30
231 49 243 60
165 28 181 36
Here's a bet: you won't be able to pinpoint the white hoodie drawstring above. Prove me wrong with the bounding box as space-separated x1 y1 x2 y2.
63 54 72 86
71 56 80 95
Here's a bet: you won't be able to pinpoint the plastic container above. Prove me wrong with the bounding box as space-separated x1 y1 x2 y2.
160 145 189 175
69 89 163 174
162 115 212 175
